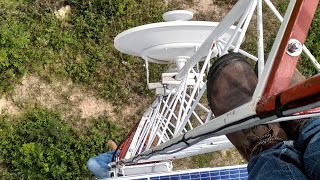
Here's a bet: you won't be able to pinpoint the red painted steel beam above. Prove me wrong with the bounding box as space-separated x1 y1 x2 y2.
262 0 319 99
257 74 320 116
295 107 320 115
119 123 139 160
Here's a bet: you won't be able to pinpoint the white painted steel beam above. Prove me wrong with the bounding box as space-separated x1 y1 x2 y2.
175 0 251 80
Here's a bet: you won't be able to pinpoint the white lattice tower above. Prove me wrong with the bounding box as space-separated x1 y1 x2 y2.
111 0 320 178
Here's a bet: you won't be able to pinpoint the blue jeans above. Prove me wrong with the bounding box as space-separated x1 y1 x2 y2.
248 118 320 179
87 150 119 179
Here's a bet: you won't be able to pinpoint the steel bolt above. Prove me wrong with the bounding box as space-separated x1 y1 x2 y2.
288 41 302 54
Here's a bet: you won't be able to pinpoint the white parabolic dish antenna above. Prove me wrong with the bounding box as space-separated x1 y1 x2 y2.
114 10 241 64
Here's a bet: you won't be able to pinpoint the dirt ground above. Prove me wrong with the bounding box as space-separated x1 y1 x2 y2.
0 75 152 131
166 0 235 21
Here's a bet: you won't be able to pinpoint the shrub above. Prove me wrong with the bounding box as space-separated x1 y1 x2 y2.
0 107 124 179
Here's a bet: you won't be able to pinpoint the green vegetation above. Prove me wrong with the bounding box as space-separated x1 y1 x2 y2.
0 0 166 105
0 106 124 179
299 6 320 76
173 149 245 170
0 0 166 178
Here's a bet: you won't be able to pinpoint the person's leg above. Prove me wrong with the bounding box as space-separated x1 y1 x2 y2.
207 53 307 179
248 141 308 179
87 150 117 179
270 67 320 179
294 118 320 179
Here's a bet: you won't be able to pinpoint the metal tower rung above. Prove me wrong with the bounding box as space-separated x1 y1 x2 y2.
137 136 233 163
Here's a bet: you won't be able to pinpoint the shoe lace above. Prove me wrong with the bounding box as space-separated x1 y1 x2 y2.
242 125 284 158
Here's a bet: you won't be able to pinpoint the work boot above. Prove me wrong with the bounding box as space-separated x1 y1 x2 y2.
107 140 118 151
207 53 288 161
255 59 309 140
280 69 308 140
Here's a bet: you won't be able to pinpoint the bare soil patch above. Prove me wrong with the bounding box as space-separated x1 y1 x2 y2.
0 75 152 130
9 75 115 120
0 98 18 115
166 0 235 21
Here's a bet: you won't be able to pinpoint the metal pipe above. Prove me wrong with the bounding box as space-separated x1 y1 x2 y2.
234 0 257 51
175 50 213 136
219 39 258 61
221 1 254 55
175 0 251 80
257 0 265 78
157 77 187 145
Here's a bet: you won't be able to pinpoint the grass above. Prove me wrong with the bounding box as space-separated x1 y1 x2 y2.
0 0 319 178
0 0 167 106
0 0 166 178
0 106 126 179
173 149 245 170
